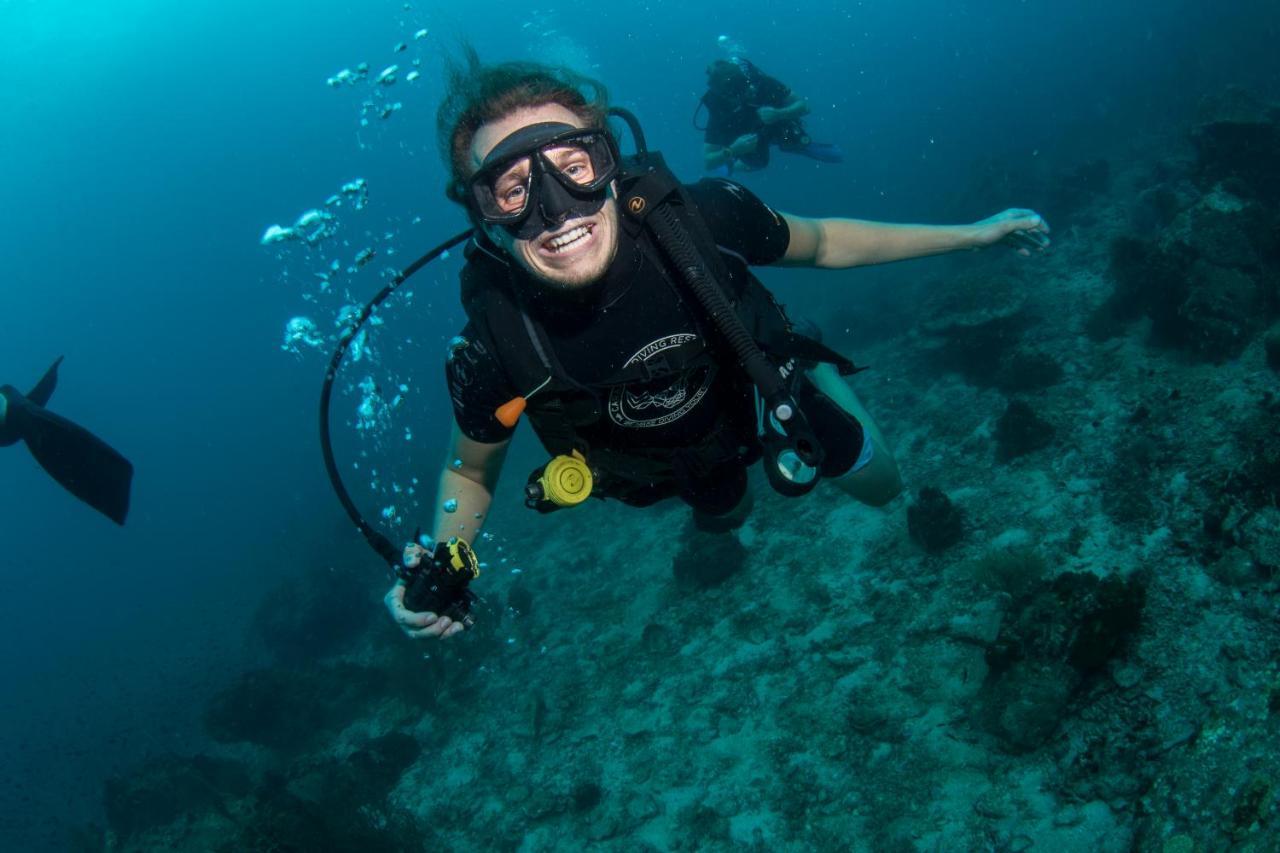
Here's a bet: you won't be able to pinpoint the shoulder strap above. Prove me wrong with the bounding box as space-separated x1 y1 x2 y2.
617 160 858 374
460 241 551 397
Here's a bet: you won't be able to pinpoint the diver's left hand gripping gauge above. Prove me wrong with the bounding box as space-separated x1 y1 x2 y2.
403 537 480 628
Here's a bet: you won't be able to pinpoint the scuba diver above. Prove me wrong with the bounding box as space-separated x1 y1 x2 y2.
375 55 1049 640
698 57 843 175
0 357 133 525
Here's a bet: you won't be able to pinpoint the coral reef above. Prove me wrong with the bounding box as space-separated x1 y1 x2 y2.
203 663 390 752
672 526 749 588
907 486 965 552
249 564 375 665
1191 89 1280 205
920 269 1034 386
1265 326 1280 372
968 546 1047 601
993 348 1065 392
103 756 250 841
1092 93 1280 362
994 400 1056 461
977 571 1147 752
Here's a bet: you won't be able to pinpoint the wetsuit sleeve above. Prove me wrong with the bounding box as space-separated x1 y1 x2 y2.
445 323 518 444
685 178 792 265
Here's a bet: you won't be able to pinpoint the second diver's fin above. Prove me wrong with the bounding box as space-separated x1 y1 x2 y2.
6 391 133 525
27 356 64 408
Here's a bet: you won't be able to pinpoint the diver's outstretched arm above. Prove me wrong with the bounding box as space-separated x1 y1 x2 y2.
776 208 1051 269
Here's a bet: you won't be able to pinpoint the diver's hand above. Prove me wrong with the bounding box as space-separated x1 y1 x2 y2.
384 580 465 639
970 209 1051 256
758 103 809 125
757 106 783 125
729 133 760 158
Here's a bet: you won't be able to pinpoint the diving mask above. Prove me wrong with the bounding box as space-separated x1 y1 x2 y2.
462 122 619 240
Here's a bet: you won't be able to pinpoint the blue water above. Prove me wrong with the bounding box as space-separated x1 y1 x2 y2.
0 0 1276 847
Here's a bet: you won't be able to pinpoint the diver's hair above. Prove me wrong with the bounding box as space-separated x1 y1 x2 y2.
437 46 609 203
706 59 749 95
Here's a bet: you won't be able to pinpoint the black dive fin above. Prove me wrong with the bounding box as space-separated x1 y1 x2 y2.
27 356 63 408
9 395 133 525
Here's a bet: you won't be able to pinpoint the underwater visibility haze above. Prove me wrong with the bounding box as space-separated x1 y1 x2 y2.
1 0 1279 849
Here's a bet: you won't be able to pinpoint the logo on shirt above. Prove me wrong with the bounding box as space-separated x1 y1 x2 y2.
446 336 477 388
607 334 714 428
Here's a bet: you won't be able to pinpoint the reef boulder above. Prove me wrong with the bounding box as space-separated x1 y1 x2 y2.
103 755 251 842
907 487 965 553
203 663 388 752
977 571 1147 751
995 400 1056 462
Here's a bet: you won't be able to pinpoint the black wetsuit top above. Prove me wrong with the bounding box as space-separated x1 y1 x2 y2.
446 179 791 513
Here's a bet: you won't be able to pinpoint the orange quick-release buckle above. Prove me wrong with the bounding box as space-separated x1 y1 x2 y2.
495 396 527 428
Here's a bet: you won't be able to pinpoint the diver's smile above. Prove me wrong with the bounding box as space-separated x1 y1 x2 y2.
538 220 596 258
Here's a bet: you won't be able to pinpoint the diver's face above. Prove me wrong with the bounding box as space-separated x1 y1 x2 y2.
470 104 619 290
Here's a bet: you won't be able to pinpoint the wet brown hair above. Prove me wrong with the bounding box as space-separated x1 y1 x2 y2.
437 47 609 203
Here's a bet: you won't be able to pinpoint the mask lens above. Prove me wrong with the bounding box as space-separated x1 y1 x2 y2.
486 157 534 215
542 134 613 188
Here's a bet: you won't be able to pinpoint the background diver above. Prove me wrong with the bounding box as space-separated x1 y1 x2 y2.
380 56 1050 640
699 57 844 175
0 357 133 525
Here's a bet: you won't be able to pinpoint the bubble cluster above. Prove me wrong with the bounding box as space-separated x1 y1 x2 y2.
265 7 445 546
281 316 324 354
323 22 431 129
355 376 390 432
259 208 335 247
325 63 369 88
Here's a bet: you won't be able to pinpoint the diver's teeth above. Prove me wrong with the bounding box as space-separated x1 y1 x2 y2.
547 225 590 250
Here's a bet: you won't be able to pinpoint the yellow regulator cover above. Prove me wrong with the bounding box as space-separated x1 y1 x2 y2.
539 451 593 507
445 536 481 579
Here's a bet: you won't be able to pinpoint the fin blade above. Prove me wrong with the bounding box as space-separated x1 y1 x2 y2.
26 356 64 408
12 400 133 525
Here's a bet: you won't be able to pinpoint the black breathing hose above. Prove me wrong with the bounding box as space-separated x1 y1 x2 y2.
319 228 473 567
647 203 785 402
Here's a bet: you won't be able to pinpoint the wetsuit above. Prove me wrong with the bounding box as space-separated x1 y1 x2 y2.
446 179 862 515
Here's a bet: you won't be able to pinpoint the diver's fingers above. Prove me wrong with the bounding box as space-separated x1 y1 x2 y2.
1007 229 1050 253
409 616 454 639
1019 223 1051 243
1001 209 1050 236
402 543 425 568
385 583 439 630
398 610 440 630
